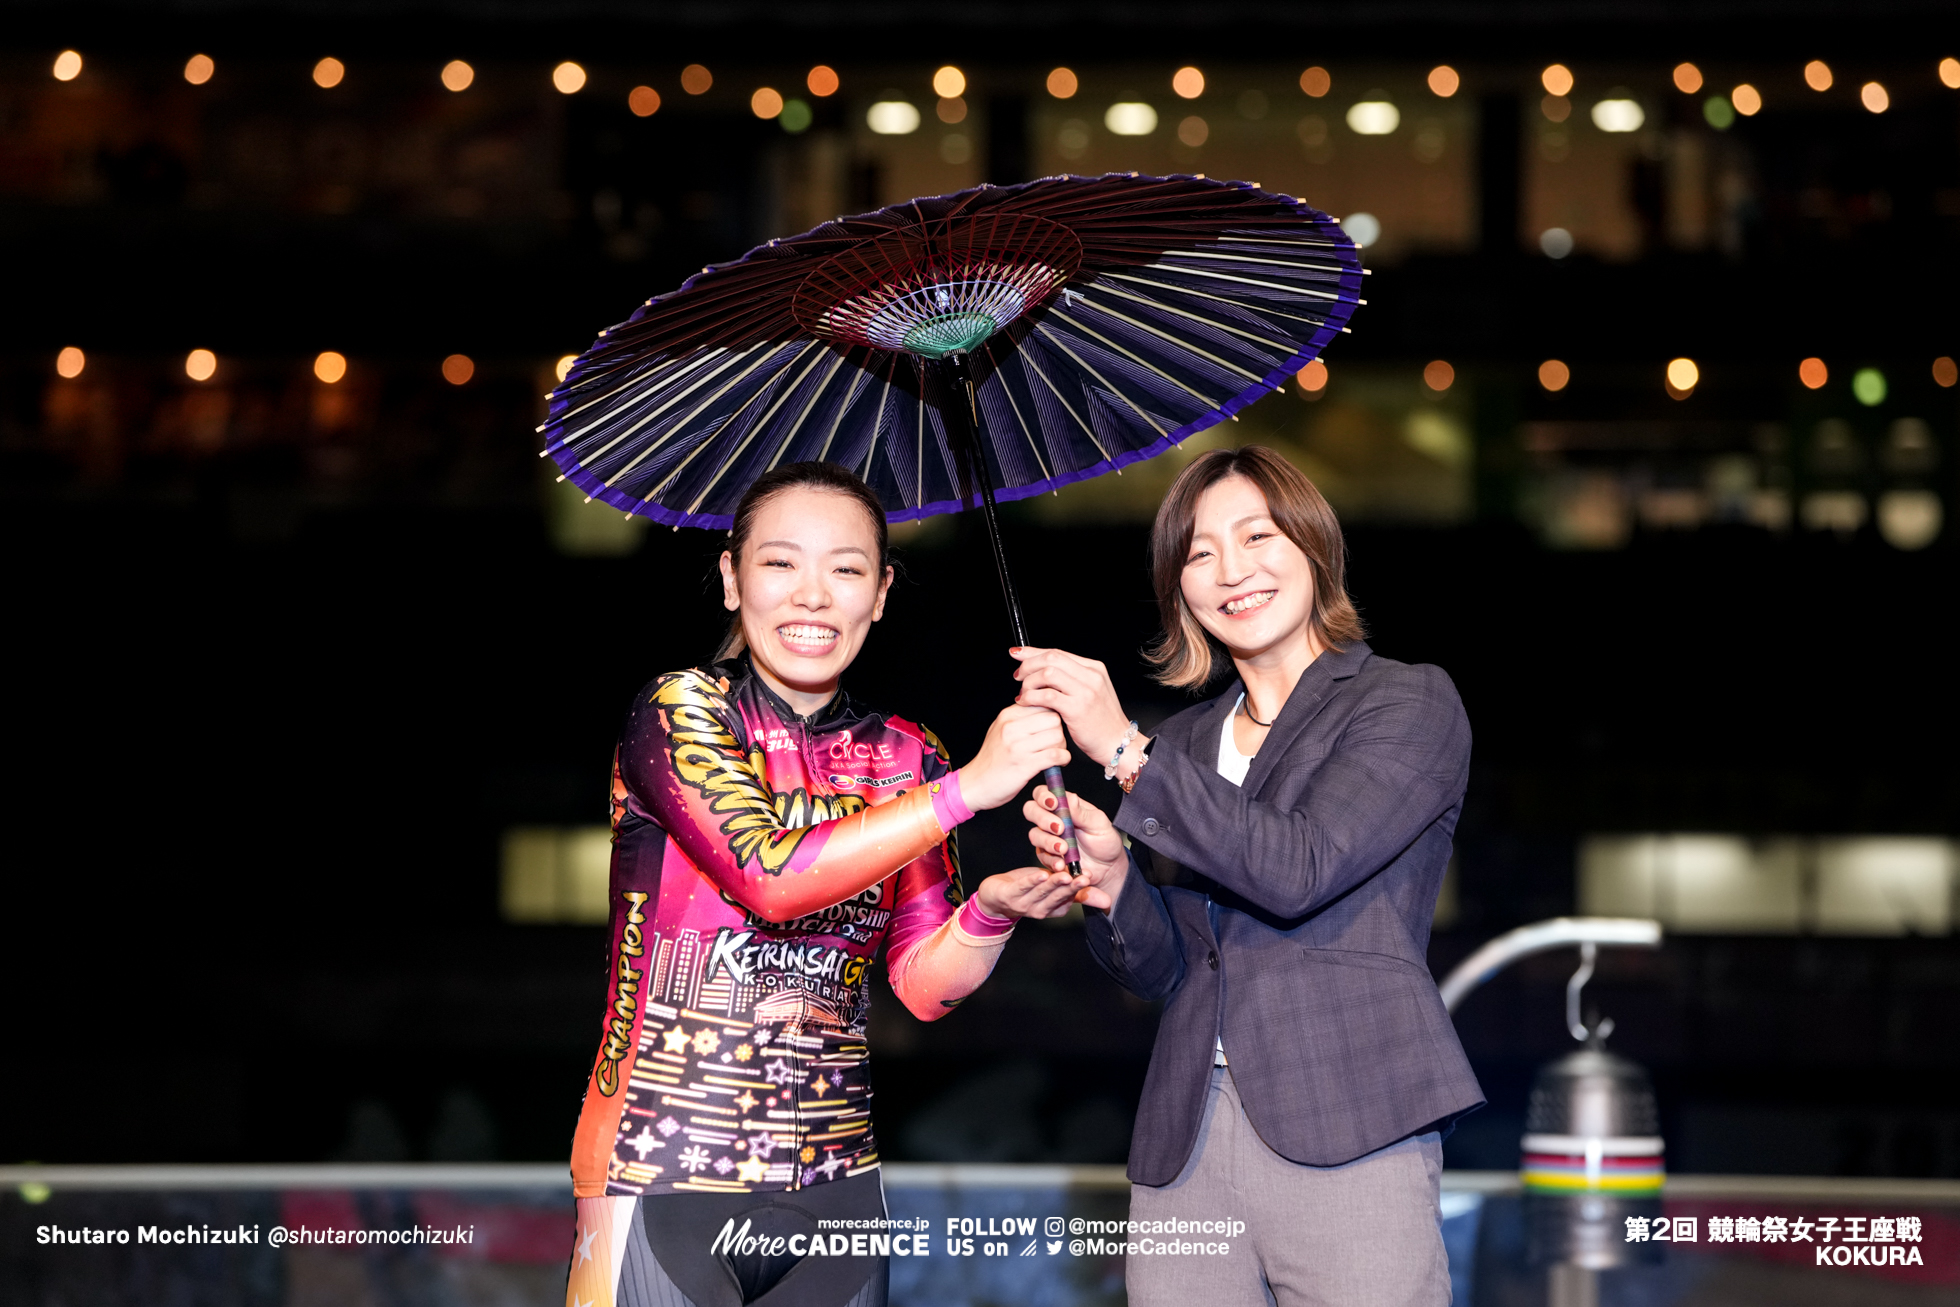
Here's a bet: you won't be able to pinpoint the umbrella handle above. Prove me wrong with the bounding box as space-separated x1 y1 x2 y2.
1042 765 1083 876
939 353 1083 877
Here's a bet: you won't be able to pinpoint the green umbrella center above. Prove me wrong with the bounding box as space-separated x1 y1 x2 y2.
900 311 1001 359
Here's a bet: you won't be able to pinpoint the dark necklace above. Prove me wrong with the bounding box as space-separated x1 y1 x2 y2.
1239 694 1274 728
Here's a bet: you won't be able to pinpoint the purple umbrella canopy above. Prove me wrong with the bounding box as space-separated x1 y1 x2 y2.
539 172 1364 529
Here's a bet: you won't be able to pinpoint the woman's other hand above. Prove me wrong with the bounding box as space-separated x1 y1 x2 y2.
958 704 1071 811
974 866 1082 920
1011 647 1135 767
1024 785 1130 913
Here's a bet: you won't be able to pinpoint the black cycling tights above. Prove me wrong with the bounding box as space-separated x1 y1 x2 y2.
616 1172 888 1307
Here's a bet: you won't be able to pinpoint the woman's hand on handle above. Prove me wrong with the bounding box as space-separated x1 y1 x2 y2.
1011 647 1136 768
957 704 1071 812
1024 785 1130 913
974 866 1083 921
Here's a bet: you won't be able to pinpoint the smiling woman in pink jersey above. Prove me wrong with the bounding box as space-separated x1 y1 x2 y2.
565 462 1076 1307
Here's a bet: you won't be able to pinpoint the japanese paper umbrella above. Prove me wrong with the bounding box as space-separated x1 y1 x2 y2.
540 171 1365 867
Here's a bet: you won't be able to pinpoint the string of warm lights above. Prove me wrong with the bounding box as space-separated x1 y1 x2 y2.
44 346 1960 400
1283 357 1960 399
38 47 859 135
41 50 1960 125
47 349 501 388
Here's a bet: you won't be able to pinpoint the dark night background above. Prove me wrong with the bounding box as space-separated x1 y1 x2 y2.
3 0 1958 1181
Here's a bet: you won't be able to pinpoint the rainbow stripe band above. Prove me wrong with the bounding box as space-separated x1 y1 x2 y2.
1520 1134 1666 1196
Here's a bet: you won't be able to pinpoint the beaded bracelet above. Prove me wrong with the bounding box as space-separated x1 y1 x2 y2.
1103 720 1140 780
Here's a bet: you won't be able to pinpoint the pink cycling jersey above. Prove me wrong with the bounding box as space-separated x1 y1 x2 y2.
568 657 1011 1199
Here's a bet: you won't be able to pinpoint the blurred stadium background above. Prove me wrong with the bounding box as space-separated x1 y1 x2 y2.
4 0 1959 1204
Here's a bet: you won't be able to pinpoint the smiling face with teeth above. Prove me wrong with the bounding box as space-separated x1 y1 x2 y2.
1181 473 1323 669
720 487 894 717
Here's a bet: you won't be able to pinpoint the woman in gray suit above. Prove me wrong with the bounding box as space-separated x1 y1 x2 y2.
1012 446 1482 1306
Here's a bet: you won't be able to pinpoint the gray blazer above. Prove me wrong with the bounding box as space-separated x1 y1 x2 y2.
1085 640 1483 1183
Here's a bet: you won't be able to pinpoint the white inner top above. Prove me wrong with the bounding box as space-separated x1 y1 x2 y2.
1211 693 1257 1064
1217 692 1256 787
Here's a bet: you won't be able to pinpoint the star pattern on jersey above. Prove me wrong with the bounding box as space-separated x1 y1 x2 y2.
745 1132 777 1159
809 1073 830 1096
662 1027 691 1054
626 1125 660 1159
764 1058 798 1086
733 1090 758 1114
735 1155 770 1184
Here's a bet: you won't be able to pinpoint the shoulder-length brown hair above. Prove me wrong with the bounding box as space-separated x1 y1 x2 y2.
1144 446 1365 690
